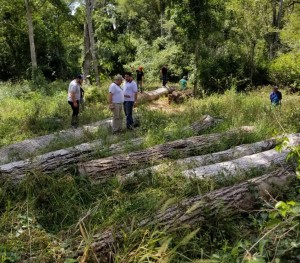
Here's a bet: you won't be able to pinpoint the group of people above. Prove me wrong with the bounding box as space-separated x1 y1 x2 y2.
109 72 138 133
67 67 282 131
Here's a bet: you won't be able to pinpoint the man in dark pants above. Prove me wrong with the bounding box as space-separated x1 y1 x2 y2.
160 64 168 87
123 72 138 130
67 74 83 128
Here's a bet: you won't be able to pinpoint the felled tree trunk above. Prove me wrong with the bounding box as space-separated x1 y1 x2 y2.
78 127 254 181
0 116 220 182
0 119 112 165
124 138 278 179
74 167 295 262
137 87 169 103
182 134 300 179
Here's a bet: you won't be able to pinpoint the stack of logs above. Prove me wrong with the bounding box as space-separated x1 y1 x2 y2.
167 87 193 104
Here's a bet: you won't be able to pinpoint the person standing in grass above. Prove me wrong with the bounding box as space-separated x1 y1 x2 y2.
68 74 83 128
160 64 168 87
136 66 144 93
270 86 282 106
179 76 188 91
123 72 138 130
109 74 124 133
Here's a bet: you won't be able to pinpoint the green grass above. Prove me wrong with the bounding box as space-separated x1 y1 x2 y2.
0 82 300 262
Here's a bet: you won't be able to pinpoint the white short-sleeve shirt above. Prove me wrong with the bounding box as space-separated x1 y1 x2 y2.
109 82 124 103
123 80 138 102
68 80 81 102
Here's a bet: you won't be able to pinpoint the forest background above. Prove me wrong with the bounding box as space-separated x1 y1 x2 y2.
1 0 299 93
0 0 300 263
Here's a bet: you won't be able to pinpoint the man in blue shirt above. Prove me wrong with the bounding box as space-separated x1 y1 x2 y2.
270 86 282 106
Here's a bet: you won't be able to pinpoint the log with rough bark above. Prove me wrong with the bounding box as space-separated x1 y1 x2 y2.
168 89 193 104
182 133 300 179
0 87 170 165
124 138 278 179
0 119 112 165
75 167 295 262
0 116 220 182
137 87 168 103
78 126 254 181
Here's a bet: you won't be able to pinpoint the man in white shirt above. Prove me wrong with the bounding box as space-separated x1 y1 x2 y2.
109 74 124 133
68 74 83 128
123 72 138 130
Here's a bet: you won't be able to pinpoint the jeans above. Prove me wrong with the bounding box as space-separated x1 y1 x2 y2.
68 100 80 127
124 101 134 129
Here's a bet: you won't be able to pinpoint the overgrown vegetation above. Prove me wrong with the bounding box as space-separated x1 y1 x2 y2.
0 80 299 262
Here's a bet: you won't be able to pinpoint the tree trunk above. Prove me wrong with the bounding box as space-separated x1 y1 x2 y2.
137 87 169 103
82 23 92 81
183 134 300 179
75 167 295 262
24 0 37 70
85 0 100 86
124 137 278 179
78 126 254 181
0 116 219 181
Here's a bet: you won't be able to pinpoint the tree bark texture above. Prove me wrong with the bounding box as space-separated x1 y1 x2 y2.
75 167 295 262
0 116 219 181
24 0 37 69
182 134 300 179
125 137 278 179
78 127 254 182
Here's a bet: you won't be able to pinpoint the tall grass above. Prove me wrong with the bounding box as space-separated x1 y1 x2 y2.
0 83 299 262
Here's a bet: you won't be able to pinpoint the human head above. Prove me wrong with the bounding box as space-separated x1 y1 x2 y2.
273 85 279 92
138 66 143 71
76 74 84 84
114 74 123 85
124 72 133 82
183 76 187 80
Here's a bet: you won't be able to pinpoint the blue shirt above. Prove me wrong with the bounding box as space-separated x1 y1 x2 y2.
270 91 282 105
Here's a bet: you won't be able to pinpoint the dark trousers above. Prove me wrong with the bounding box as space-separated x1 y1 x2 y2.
68 100 80 127
124 101 134 129
162 74 167 86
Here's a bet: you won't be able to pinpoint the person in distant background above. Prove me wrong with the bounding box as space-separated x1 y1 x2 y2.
179 76 188 91
160 64 168 87
109 74 124 133
136 66 144 93
68 74 83 128
270 86 282 106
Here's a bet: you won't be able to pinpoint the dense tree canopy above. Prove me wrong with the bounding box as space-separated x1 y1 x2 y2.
0 0 299 92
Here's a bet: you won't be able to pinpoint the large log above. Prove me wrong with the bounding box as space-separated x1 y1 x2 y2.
182 134 300 179
0 116 220 182
0 87 168 165
78 126 254 182
137 87 168 103
0 119 111 165
125 138 278 179
75 167 295 262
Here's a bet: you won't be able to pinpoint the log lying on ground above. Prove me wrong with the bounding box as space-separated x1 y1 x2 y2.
0 87 169 165
0 138 144 182
137 87 168 103
75 167 295 262
0 115 219 182
168 89 193 104
78 126 254 182
125 138 278 178
0 119 112 165
182 134 300 179
125 133 300 179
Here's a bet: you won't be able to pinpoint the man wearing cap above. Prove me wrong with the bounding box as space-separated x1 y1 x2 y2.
270 86 282 106
109 74 124 133
68 74 83 128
